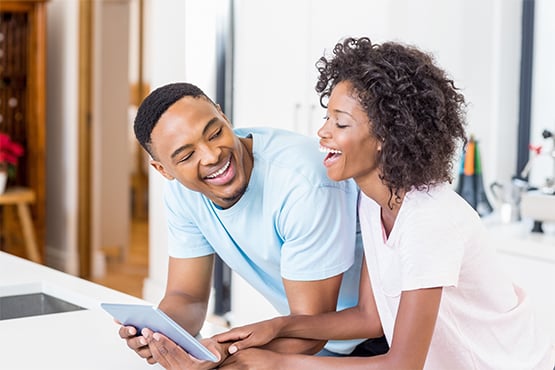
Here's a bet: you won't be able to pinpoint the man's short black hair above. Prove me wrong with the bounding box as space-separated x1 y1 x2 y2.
134 82 212 155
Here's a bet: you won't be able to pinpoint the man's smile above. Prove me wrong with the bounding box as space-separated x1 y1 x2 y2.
205 158 231 179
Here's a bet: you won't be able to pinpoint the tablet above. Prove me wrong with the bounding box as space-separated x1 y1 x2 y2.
101 303 218 362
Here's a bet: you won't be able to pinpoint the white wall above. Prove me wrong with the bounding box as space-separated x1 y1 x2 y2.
46 0 131 277
45 0 80 274
385 0 522 191
234 0 521 211
90 0 131 278
530 0 555 188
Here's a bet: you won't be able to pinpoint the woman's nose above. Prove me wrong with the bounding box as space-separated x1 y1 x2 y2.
317 120 330 139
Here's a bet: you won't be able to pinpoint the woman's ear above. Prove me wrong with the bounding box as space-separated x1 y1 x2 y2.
150 160 175 180
378 136 385 151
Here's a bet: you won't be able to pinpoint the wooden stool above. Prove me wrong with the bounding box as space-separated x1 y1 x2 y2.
0 187 42 263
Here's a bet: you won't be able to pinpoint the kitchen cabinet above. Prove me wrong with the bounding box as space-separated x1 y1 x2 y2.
0 0 47 262
485 219 555 342
232 0 390 137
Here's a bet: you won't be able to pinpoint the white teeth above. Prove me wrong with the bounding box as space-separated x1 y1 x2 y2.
319 146 342 154
206 160 230 179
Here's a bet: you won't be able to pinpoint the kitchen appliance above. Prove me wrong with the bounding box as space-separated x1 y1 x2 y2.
519 129 555 232
490 177 530 223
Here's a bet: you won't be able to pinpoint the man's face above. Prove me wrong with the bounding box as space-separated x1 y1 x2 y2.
149 96 252 208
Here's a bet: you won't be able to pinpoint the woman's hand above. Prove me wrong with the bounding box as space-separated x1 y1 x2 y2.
142 328 224 370
212 317 285 354
218 348 284 370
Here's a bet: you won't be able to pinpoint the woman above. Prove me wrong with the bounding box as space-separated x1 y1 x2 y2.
144 37 554 370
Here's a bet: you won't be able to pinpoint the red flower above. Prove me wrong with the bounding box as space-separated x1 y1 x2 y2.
0 132 25 176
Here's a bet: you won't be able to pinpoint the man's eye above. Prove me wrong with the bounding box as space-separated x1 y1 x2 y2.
178 152 193 163
209 128 222 140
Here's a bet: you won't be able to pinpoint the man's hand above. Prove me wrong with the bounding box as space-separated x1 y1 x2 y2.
118 324 156 364
142 328 226 370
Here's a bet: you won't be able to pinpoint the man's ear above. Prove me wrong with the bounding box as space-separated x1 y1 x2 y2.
150 160 175 180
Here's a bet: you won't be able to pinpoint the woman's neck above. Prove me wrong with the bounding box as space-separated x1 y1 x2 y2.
357 176 404 236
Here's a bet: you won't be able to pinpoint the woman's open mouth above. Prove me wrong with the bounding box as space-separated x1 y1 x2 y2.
319 145 343 167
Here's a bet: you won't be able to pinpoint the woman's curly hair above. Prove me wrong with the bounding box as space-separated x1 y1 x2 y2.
316 37 467 201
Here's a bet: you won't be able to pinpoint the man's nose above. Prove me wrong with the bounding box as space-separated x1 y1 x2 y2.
199 144 221 165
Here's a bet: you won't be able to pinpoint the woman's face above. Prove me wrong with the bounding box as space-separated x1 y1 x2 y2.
317 81 382 184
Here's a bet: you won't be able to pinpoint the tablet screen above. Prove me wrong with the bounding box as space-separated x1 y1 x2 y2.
101 303 218 362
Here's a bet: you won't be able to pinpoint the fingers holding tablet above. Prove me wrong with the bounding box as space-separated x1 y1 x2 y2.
101 303 218 363
116 322 155 363
143 328 211 369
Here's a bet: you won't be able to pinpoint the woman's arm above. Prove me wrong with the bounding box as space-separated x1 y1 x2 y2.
279 259 382 340
382 287 442 369
218 287 443 370
214 258 383 351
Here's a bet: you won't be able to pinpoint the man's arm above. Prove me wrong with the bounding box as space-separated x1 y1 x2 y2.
158 254 215 335
119 254 214 364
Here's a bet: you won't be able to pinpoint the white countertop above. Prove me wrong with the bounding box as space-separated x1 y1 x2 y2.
483 217 555 262
0 252 223 370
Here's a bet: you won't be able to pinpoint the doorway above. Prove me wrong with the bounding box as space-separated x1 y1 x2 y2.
78 0 149 298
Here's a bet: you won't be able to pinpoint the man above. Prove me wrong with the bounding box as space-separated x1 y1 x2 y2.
121 82 365 365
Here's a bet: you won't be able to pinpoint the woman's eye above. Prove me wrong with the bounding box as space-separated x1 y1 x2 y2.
209 128 222 140
323 115 347 128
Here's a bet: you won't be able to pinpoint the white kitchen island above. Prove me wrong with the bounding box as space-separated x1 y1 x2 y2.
0 252 222 370
484 218 555 344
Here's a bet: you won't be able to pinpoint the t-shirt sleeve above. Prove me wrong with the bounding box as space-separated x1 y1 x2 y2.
398 211 463 291
278 184 358 281
164 183 215 258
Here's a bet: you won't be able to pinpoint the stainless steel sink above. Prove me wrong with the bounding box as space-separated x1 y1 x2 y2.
0 292 85 320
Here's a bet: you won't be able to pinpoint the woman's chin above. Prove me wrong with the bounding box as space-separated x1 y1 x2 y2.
326 169 347 183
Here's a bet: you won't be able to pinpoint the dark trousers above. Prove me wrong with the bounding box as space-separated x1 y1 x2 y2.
348 335 389 357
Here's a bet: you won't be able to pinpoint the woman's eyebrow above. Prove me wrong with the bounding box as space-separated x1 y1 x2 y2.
333 109 355 118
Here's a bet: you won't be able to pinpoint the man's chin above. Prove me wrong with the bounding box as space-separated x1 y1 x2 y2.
219 185 248 206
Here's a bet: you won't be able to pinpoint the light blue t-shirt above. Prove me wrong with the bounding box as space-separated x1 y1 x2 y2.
164 127 364 354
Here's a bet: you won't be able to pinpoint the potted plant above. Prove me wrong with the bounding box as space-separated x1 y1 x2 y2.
0 132 24 194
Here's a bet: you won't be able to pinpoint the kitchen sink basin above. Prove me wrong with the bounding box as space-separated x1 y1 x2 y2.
0 292 85 320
